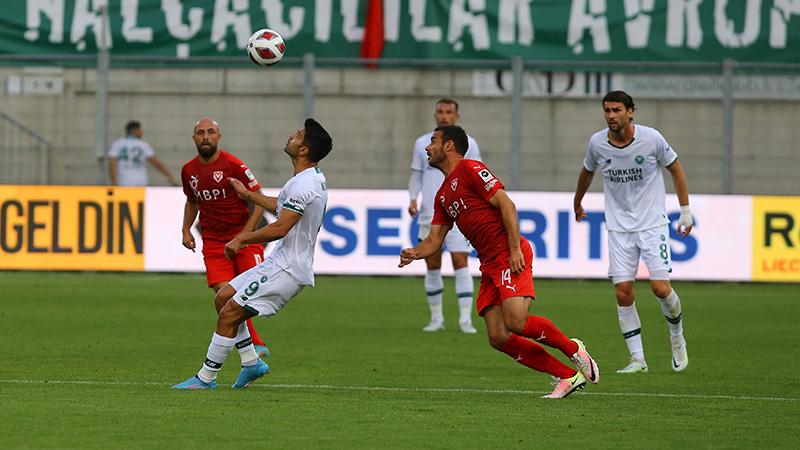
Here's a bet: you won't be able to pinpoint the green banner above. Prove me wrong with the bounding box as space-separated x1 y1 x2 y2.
2 0 799 63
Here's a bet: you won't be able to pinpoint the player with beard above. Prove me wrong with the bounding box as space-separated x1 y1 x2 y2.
173 118 332 389
399 125 600 398
180 117 270 356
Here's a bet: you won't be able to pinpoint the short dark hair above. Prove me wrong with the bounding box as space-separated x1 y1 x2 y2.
303 118 332 163
434 125 468 156
125 120 141 134
436 97 459 111
602 91 635 110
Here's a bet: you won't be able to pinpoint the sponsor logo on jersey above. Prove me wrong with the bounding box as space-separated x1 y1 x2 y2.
451 178 458 191
190 175 199 190
477 168 494 183
248 180 259 188
244 168 255 181
608 167 644 183
213 170 224 183
484 179 498 191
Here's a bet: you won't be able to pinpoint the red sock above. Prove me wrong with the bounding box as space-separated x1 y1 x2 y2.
246 319 265 346
521 316 579 357
501 334 576 379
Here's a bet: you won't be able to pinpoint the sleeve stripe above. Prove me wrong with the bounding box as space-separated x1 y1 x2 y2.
282 203 304 214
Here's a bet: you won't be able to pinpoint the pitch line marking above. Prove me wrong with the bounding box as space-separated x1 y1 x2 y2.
1 379 798 402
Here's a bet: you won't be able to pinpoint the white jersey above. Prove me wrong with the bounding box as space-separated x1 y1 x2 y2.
107 136 156 186
267 166 328 286
583 124 678 232
410 131 481 224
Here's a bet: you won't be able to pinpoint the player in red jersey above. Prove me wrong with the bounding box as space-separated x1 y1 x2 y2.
399 125 600 398
181 117 269 356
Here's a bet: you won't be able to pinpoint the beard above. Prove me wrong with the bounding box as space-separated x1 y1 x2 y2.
196 142 217 159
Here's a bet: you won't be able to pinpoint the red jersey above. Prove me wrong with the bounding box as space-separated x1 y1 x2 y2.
432 159 510 268
181 150 261 242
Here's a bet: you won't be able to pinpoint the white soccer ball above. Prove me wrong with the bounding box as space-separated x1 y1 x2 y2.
247 29 286 67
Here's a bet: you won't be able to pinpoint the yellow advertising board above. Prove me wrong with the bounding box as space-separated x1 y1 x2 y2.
752 196 800 282
0 186 145 270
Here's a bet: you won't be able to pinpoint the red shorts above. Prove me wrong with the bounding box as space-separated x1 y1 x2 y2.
202 239 265 287
475 239 536 316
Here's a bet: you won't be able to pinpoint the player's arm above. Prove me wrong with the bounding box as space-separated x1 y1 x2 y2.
225 210 301 259
181 198 199 252
399 223 451 268
573 167 595 222
407 169 422 217
147 155 179 186
108 158 118 185
243 204 266 232
666 160 693 237
228 178 278 214
488 189 525 274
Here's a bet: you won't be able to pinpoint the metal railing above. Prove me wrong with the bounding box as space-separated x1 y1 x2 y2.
0 112 53 184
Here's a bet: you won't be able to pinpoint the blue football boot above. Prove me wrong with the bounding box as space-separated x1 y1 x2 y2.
254 344 271 357
232 359 270 389
171 375 217 390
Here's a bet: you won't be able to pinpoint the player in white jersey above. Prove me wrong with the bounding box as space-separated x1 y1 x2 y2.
408 98 481 334
173 118 332 390
573 91 693 374
107 120 178 186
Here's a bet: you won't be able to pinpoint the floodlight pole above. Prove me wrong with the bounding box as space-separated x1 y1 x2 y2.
510 56 523 190
95 5 110 185
303 53 315 119
721 58 734 194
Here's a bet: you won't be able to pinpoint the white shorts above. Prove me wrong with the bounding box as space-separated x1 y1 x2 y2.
418 221 473 253
607 225 672 284
229 261 304 317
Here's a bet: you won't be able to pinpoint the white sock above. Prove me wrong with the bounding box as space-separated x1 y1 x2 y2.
198 333 235 383
657 289 684 337
618 304 645 361
454 267 473 323
424 269 444 320
235 322 259 367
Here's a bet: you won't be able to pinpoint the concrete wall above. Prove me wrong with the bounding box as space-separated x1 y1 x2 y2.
1 66 797 195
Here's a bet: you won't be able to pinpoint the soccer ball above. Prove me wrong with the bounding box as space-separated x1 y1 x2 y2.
247 29 286 66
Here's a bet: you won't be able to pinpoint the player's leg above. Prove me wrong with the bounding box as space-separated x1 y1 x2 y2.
608 230 648 373
423 249 446 332
235 244 269 355
500 296 579 358
503 296 600 384
228 267 302 388
446 225 476 334
477 256 592 396
172 299 255 389
484 305 577 378
215 281 260 367
640 226 688 371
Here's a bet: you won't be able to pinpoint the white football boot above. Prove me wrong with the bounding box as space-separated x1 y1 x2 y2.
459 320 477 334
670 335 689 372
616 358 649 374
423 316 445 332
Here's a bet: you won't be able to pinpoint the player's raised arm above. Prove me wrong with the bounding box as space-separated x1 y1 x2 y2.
225 209 301 259
573 167 594 222
229 177 278 214
398 223 451 268
488 189 524 274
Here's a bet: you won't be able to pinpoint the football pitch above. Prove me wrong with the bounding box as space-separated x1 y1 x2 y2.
1 272 798 448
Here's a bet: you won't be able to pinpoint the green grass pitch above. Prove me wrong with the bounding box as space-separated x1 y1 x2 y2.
1 271 798 448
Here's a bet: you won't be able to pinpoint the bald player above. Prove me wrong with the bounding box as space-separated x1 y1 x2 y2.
181 117 270 356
